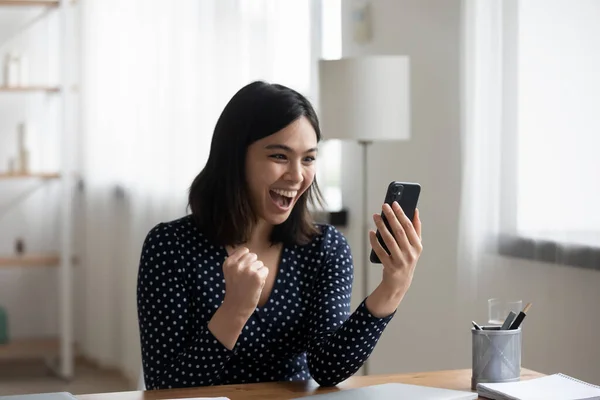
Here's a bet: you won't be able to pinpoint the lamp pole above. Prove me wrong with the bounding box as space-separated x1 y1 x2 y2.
359 139 372 375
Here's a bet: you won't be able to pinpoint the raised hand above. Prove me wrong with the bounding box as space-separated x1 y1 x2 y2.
366 202 423 317
208 247 269 350
221 247 269 319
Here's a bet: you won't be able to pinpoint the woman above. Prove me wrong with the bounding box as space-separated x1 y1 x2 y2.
137 81 422 390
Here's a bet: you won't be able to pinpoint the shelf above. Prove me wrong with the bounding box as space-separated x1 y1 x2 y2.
0 0 75 379
0 86 60 93
0 1 59 7
0 338 59 360
0 172 61 180
0 254 60 267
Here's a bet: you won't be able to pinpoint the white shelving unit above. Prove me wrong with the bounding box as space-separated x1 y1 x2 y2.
0 0 76 380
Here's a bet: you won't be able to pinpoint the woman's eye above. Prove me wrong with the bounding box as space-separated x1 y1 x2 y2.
270 154 286 160
304 156 316 163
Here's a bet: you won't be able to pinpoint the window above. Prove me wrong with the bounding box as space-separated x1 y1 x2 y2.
317 0 343 211
514 0 600 249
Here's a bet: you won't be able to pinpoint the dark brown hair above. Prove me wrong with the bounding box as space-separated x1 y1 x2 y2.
188 81 324 246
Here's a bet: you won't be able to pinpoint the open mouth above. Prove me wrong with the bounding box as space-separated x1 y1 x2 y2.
269 188 297 210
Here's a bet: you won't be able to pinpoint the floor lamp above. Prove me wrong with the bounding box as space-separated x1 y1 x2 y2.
318 56 410 374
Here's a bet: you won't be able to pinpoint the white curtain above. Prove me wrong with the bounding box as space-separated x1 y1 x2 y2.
79 0 317 381
459 0 600 383
459 0 600 299
458 0 508 297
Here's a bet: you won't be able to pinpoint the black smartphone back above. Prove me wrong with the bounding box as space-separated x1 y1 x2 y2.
370 181 421 264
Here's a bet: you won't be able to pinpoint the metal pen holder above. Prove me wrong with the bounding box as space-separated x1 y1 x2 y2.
472 326 521 390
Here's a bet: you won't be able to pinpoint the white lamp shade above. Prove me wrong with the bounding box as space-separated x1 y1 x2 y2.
318 56 410 141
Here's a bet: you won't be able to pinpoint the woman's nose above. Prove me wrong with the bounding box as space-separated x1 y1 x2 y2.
284 162 303 183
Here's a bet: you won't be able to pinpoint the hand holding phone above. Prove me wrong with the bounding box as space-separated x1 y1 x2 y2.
366 181 423 318
370 181 421 264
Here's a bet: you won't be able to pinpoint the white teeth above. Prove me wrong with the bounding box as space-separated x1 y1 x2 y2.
272 188 297 198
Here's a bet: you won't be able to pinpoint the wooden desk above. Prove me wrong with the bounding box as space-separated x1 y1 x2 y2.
77 368 543 400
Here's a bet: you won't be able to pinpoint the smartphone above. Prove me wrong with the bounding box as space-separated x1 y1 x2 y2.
370 181 421 264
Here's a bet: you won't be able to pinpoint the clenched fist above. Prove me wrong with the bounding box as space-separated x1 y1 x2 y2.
221 247 269 319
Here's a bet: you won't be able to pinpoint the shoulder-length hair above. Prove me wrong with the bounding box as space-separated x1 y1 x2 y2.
188 81 324 246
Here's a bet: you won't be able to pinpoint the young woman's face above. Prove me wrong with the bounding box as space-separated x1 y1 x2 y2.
245 116 318 227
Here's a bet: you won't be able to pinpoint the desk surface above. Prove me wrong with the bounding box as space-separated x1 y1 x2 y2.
77 368 543 400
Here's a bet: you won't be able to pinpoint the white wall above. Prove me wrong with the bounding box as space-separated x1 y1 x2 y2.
340 0 600 385
341 0 464 373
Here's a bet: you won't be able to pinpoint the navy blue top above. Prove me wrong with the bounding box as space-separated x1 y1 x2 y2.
137 215 395 389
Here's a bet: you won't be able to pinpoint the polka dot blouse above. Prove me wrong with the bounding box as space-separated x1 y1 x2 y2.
137 215 395 390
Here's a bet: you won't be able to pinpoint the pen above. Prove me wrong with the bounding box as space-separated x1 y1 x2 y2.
472 321 482 330
509 302 532 330
501 311 517 330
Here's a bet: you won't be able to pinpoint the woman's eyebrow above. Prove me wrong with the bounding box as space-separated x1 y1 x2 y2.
264 144 318 153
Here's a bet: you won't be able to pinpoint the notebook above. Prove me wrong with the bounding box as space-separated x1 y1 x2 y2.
291 383 477 399
477 373 600 400
0 395 228 400
0 394 77 400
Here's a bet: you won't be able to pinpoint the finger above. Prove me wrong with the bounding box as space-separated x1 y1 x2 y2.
374 212 403 260
369 230 391 264
237 252 258 268
223 247 249 270
226 246 249 263
248 260 265 272
254 263 269 287
383 203 411 252
414 208 422 239
392 202 421 246
255 263 269 279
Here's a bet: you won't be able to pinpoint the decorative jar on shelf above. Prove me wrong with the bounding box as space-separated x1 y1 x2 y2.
0 305 8 344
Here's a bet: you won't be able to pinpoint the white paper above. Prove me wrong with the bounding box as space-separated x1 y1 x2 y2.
478 373 600 400
165 398 229 400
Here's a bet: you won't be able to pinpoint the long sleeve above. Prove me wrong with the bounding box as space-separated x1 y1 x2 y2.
305 227 395 386
137 223 233 389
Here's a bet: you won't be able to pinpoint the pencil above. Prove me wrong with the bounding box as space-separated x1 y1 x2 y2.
509 302 532 330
